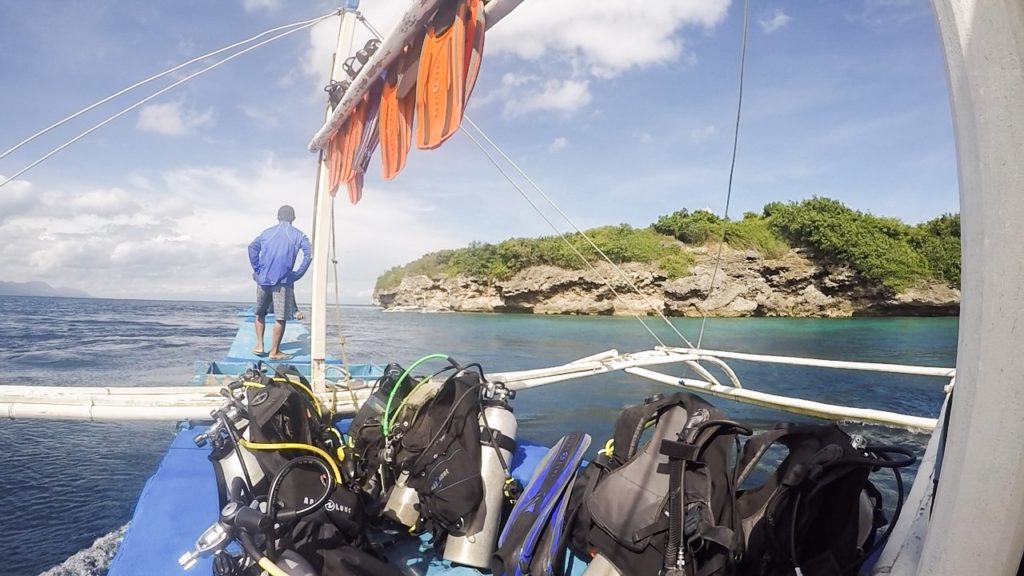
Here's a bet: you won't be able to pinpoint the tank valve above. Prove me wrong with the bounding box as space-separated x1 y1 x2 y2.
178 520 231 570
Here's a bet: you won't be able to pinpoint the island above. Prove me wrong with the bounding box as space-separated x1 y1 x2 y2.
372 198 960 317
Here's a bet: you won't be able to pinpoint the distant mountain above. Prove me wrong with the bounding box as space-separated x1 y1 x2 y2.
0 280 91 298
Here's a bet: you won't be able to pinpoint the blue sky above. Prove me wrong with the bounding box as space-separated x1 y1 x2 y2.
0 0 958 303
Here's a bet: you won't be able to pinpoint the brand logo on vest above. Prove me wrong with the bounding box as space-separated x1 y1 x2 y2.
430 467 450 491
251 390 270 406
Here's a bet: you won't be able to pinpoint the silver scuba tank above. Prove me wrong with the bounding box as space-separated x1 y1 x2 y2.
443 381 517 568
580 553 623 576
382 471 421 527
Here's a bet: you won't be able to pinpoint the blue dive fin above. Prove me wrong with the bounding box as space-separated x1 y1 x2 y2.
529 471 578 576
491 432 591 576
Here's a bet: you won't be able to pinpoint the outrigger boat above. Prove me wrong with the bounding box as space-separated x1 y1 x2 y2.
1 0 1022 574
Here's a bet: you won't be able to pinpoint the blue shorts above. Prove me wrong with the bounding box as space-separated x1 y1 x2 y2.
255 284 292 320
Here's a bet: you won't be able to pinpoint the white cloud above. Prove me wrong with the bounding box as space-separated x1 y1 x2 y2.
503 79 591 117
136 101 213 136
0 177 36 223
243 0 281 13
690 125 716 144
549 137 569 152
239 104 280 128
487 0 730 77
759 9 792 34
0 154 471 301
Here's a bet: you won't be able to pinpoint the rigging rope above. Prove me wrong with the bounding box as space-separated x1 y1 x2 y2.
328 197 360 411
0 10 339 190
462 117 699 349
356 12 385 41
458 125 667 348
696 0 750 351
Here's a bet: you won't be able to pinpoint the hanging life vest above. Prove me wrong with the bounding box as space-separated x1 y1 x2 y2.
568 392 753 576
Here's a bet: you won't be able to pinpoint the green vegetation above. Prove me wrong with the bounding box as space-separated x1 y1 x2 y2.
908 213 961 286
763 197 960 291
374 225 693 290
652 209 789 258
376 197 961 293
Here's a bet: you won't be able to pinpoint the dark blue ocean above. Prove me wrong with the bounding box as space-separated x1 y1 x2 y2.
0 296 958 575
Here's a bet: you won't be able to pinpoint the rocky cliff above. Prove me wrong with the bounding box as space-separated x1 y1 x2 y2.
372 246 959 317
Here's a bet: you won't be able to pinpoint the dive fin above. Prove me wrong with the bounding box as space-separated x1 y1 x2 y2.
346 172 364 205
415 0 468 149
492 432 591 576
380 63 415 180
529 472 578 576
353 80 382 176
325 127 347 197
462 0 485 107
338 102 363 185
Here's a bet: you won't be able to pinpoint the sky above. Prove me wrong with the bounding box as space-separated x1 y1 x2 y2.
0 0 958 303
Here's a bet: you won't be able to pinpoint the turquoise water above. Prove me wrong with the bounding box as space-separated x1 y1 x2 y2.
0 297 957 575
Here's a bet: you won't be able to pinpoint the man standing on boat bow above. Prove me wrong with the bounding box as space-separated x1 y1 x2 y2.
248 205 312 360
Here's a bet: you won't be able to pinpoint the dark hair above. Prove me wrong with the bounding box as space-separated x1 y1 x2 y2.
277 205 296 222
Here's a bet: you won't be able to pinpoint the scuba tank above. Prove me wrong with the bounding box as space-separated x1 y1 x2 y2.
382 471 421 527
443 380 517 568
350 363 410 435
580 553 623 576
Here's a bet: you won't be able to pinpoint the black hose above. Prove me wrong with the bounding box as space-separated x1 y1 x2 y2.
237 531 265 571
864 445 917 469
859 448 908 563
789 491 803 571
267 456 335 523
264 456 335 561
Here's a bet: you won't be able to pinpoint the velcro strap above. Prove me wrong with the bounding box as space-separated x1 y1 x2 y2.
481 428 517 454
660 439 699 461
633 515 669 543
695 525 736 550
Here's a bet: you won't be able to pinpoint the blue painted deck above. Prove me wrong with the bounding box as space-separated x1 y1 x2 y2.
191 310 384 385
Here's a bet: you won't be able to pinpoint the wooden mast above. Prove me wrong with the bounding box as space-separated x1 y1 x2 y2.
310 3 360 393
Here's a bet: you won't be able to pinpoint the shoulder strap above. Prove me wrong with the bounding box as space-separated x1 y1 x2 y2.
610 392 711 465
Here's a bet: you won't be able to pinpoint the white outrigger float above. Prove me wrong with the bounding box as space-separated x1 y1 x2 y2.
0 0 1021 574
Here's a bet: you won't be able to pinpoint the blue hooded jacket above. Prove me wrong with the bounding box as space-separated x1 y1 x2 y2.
248 222 312 286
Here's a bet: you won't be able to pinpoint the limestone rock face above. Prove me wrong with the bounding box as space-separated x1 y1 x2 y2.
372 247 960 317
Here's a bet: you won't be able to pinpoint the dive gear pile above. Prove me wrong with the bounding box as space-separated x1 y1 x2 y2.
182 363 915 576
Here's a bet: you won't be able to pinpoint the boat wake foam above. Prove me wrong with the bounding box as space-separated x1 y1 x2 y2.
39 525 126 576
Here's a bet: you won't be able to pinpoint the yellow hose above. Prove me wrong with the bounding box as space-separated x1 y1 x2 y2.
238 438 341 483
257 556 290 576
273 376 322 418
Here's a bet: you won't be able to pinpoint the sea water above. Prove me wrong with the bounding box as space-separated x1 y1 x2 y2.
0 296 958 575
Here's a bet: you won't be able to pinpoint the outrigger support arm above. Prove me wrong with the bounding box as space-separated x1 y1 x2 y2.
310 6 360 393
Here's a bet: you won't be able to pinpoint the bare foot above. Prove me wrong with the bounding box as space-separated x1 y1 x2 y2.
268 352 292 361
252 348 268 357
